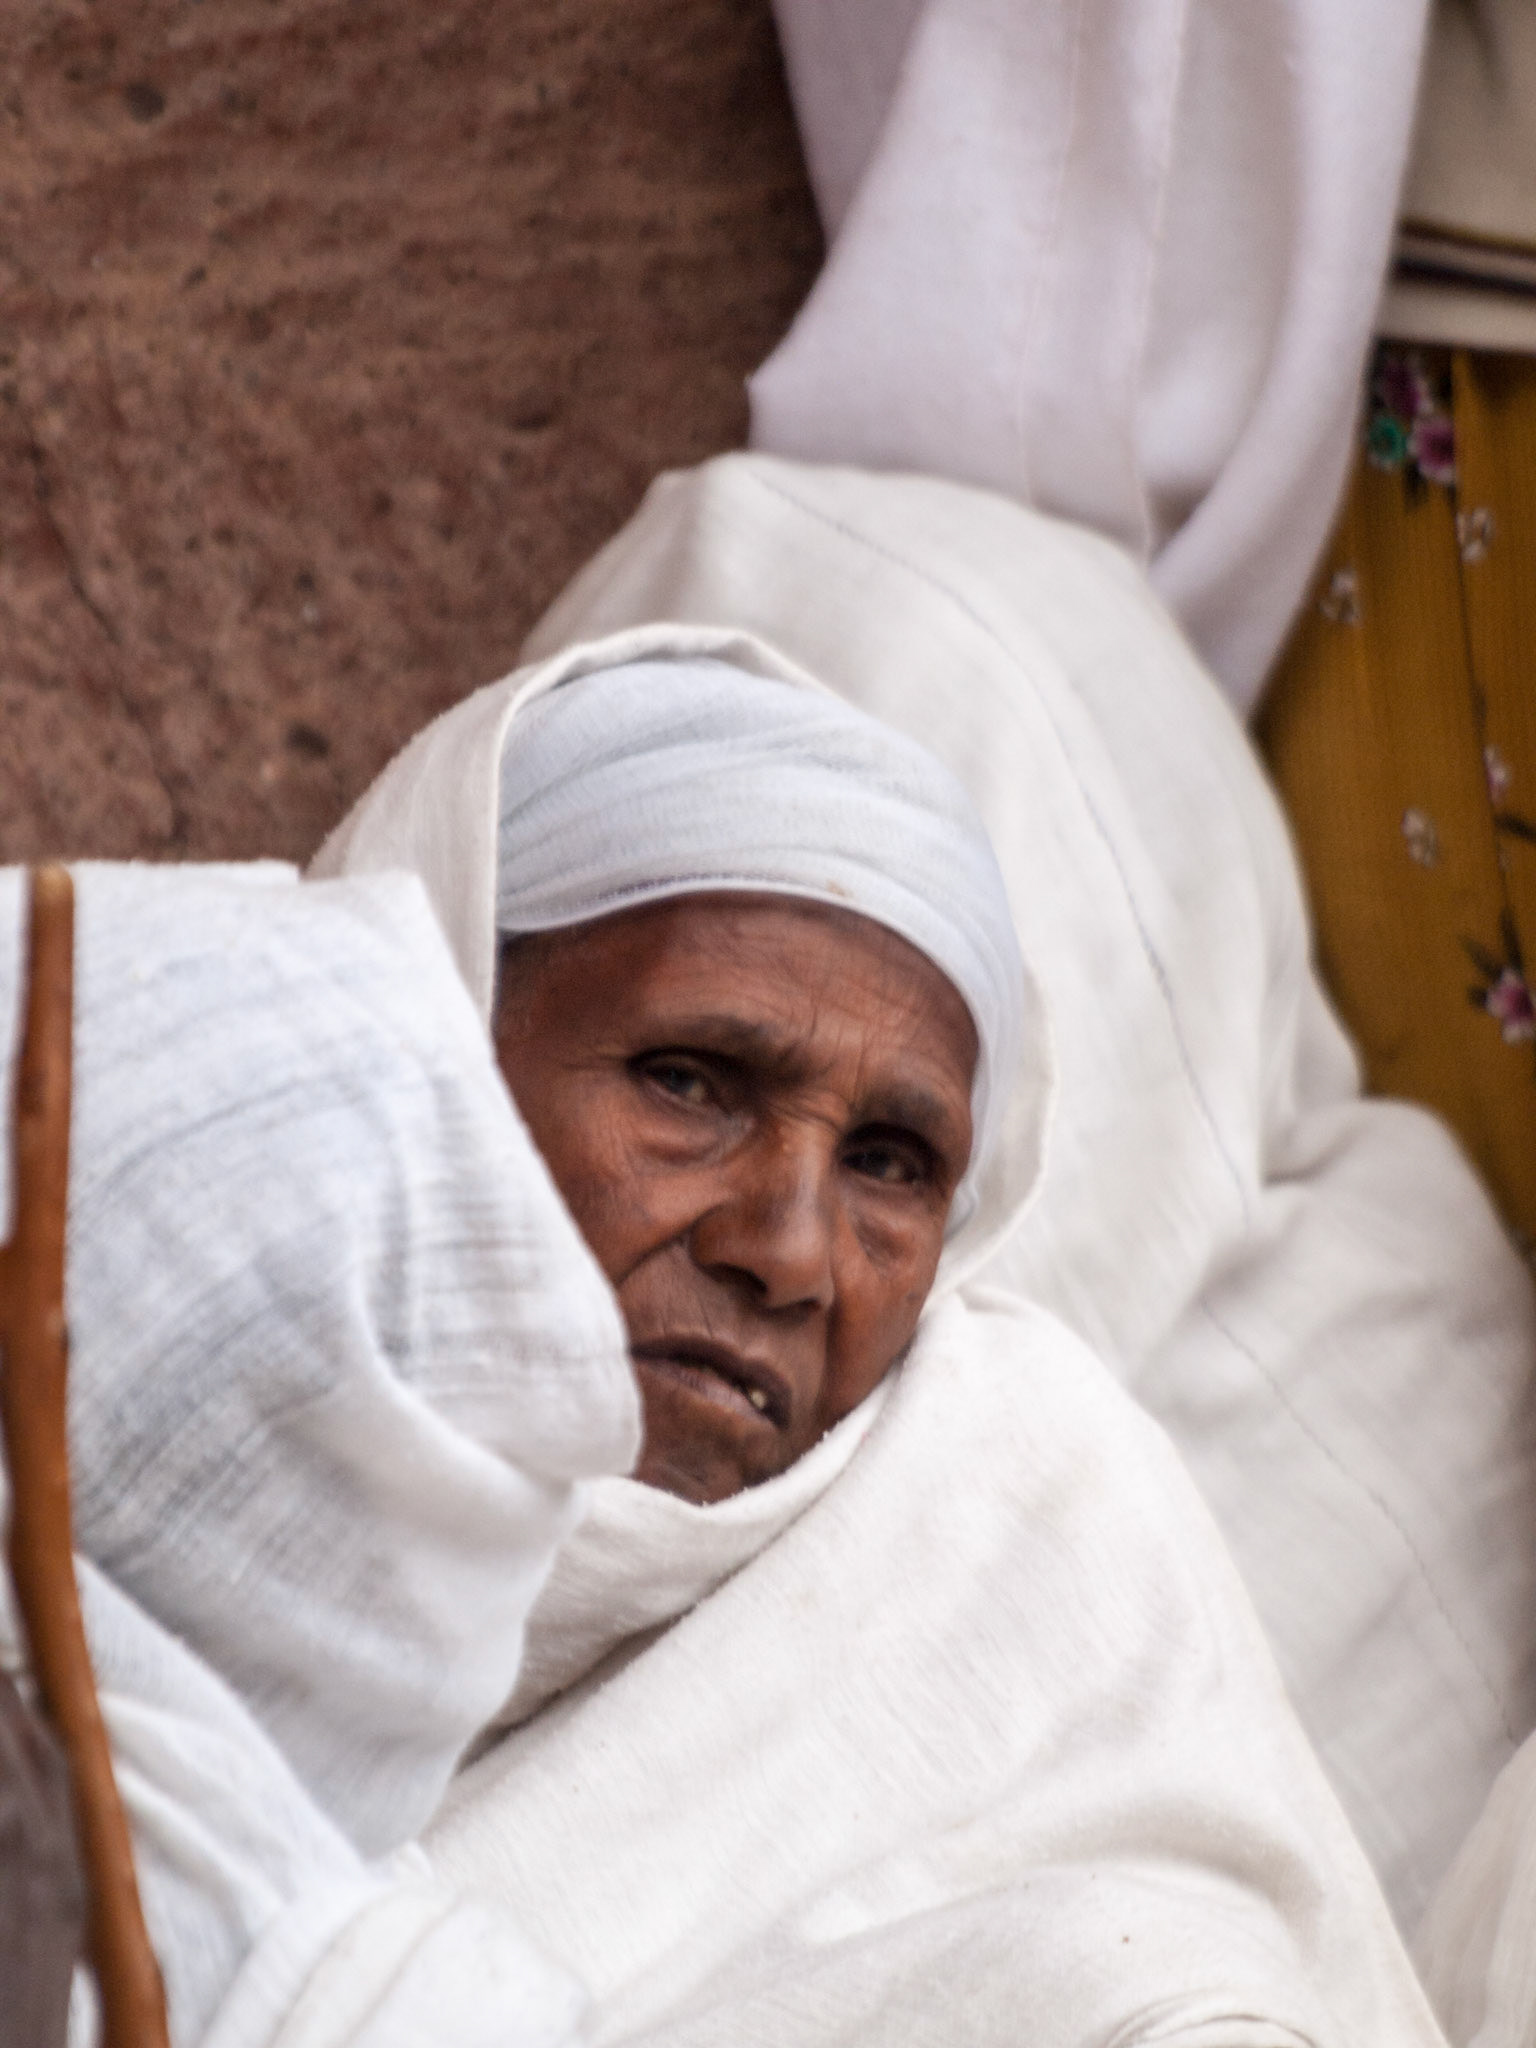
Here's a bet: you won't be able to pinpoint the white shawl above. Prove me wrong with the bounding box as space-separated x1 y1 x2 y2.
303 457 1486 2044
43 456 1528 2044
0 862 639 2046
509 454 1536 1937
430 1293 1441 2048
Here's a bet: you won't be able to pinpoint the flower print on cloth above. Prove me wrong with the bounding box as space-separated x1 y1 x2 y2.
1410 413 1457 487
1375 349 1427 425
1402 808 1440 868
1484 971 1535 1045
1458 507 1496 564
1466 912 1536 1048
1320 566 1360 625
1367 345 1456 495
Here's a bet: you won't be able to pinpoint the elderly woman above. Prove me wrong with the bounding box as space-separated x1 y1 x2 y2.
7 4 1533 2035
18 456 1532 2046
331 643 1032 1514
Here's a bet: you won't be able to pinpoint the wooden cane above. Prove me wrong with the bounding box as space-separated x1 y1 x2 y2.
0 866 170 2048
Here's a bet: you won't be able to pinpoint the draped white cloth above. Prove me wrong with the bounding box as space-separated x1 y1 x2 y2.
750 0 1433 712
304 451 1536 2044
0 861 639 2045
511 453 1536 1936
743 9 1536 2032
22 454 1536 2044
430 1293 1442 2048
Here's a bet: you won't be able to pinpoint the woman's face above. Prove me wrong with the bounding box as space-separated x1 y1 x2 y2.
495 894 977 1504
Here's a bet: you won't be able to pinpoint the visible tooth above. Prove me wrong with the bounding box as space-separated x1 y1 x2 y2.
747 1387 769 1412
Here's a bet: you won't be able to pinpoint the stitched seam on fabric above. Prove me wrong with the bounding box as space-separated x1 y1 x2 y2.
1198 1295 1516 1739
743 468 1249 1211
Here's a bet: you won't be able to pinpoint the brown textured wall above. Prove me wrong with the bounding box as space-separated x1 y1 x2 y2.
0 0 821 864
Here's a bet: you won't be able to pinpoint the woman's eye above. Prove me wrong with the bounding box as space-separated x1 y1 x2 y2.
844 1132 931 1187
638 1057 715 1107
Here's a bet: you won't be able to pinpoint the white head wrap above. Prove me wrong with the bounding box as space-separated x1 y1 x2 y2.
494 657 1026 1230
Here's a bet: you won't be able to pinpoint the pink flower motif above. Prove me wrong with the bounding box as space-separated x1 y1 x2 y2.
1458 506 1496 563
1409 412 1456 486
1402 807 1439 866
1486 746 1512 805
1485 968 1536 1044
1378 352 1430 422
1320 566 1360 625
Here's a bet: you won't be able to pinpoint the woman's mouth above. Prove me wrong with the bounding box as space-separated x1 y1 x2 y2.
629 1338 790 1430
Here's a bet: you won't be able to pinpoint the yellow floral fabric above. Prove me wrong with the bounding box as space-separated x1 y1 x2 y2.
1260 345 1536 1242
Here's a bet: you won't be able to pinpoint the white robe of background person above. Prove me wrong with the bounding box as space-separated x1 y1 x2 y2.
750 0 1434 713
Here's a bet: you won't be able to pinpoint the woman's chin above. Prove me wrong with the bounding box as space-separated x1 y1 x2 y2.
632 1367 783 1504
631 1443 742 1506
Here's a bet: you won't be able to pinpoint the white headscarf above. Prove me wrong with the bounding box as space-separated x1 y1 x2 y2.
311 622 1053 1290
493 656 1026 1231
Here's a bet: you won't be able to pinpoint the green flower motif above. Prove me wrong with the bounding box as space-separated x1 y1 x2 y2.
1367 410 1409 469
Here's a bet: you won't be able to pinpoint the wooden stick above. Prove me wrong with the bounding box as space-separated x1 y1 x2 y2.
0 866 169 2048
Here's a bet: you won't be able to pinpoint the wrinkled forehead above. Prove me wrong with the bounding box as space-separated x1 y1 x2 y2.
497 889 981 1163
505 889 979 1065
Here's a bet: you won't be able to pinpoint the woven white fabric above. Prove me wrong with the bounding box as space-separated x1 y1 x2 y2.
305 456 1475 2043
493 655 1027 1230
28 1556 586 2048
426 1294 1443 2048
515 451 1536 1933
1380 0 1536 350
0 861 639 2045
751 0 1433 714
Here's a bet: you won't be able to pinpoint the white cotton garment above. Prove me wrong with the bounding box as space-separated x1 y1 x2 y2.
493 655 1027 1233
6 1553 588 2048
423 1292 1445 2048
0 860 640 2046
513 452 1536 1935
303 451 1500 2043
750 0 1434 713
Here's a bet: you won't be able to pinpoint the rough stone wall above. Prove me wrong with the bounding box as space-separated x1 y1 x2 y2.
0 0 821 863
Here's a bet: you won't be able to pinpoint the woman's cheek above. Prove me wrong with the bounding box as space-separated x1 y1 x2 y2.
847 1194 931 1281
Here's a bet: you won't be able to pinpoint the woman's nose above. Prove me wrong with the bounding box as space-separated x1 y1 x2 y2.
687 1132 838 1313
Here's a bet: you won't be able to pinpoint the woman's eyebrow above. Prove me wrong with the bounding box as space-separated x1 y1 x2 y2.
640 1012 805 1072
859 1082 969 1160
